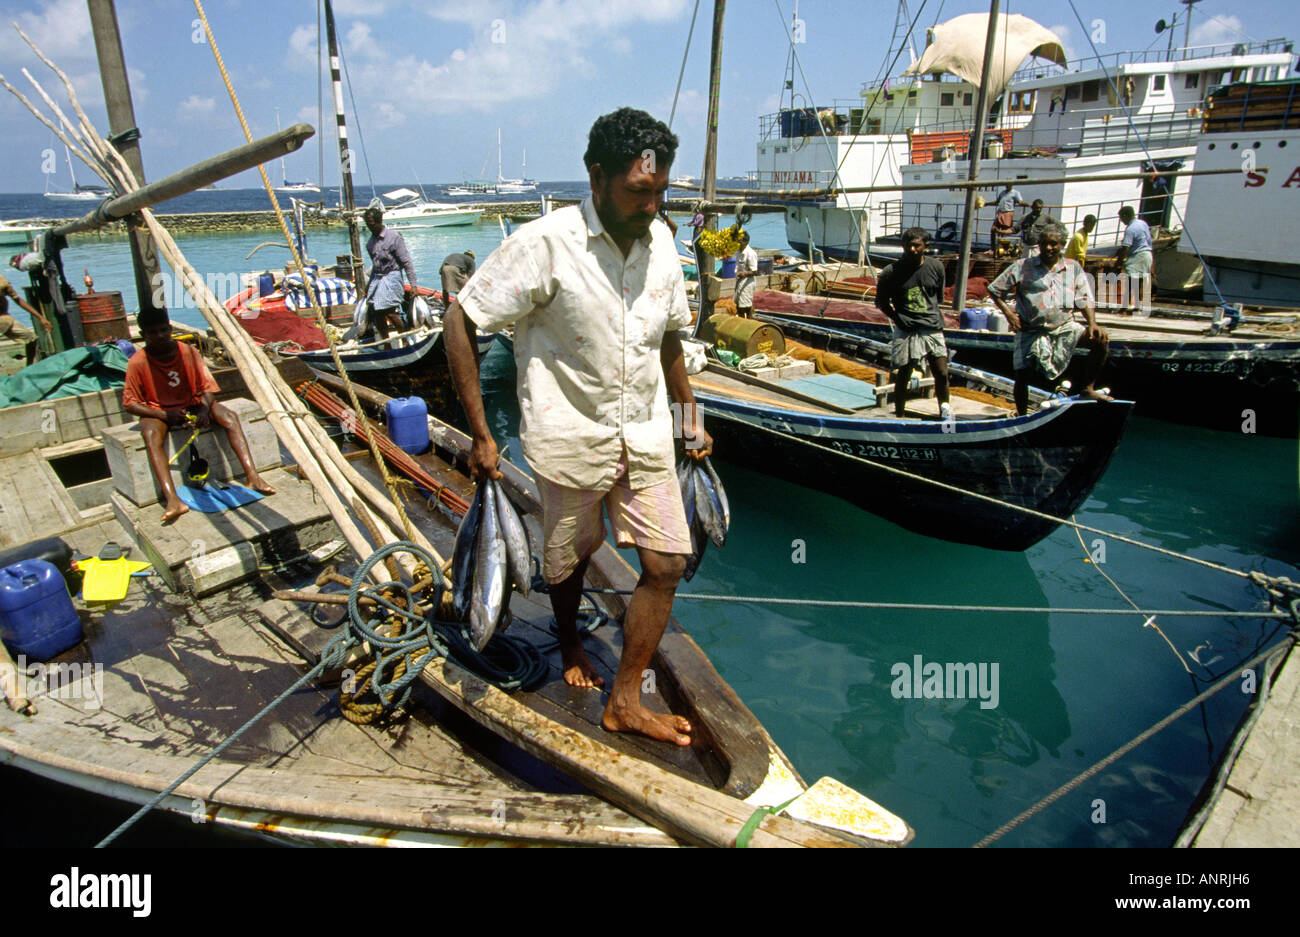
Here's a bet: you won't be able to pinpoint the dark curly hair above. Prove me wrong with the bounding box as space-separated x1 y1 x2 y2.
583 107 678 174
137 306 170 331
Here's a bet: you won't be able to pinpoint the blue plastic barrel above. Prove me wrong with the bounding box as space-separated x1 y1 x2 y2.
719 257 737 278
0 560 82 661
385 397 430 455
258 272 275 297
960 307 989 331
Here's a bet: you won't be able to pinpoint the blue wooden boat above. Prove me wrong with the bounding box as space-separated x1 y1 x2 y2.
691 317 1133 551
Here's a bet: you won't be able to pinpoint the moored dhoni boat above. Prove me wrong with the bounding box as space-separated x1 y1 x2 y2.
689 314 1133 551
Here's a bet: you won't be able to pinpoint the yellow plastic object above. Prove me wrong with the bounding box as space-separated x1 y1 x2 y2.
76 559 150 603
79 557 131 602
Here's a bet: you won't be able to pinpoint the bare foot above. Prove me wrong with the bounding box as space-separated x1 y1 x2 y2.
1081 387 1114 402
603 699 692 746
161 500 189 524
246 473 276 496
560 642 605 688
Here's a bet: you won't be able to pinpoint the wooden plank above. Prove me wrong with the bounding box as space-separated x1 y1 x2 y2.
415 657 862 848
38 438 105 460
0 457 35 547
0 717 677 846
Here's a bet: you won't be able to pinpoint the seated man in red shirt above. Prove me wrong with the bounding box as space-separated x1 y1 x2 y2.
122 308 275 523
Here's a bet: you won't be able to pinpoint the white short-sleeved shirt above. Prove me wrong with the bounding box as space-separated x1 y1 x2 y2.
458 199 693 491
735 245 759 307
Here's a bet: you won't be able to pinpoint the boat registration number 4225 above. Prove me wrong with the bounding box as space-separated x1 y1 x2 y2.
826 441 939 461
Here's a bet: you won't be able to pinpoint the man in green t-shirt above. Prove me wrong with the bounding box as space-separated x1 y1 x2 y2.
875 228 951 420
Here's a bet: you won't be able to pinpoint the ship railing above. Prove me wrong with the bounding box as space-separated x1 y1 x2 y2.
1010 39 1294 84
998 102 1204 155
878 195 1174 252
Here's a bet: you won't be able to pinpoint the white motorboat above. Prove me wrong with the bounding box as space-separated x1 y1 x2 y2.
379 188 482 228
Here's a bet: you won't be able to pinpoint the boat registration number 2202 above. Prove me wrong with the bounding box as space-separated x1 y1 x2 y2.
826 440 940 462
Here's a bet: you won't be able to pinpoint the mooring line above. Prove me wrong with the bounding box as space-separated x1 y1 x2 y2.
973 635 1297 848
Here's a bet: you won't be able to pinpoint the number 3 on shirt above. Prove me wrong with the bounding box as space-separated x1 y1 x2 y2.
167 370 180 387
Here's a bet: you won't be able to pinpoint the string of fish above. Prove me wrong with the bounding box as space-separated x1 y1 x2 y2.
679 455 731 581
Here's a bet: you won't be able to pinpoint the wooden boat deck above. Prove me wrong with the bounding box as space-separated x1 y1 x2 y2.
691 366 1012 421
2 380 908 847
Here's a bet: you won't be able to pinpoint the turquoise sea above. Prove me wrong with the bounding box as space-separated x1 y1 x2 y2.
1 189 1296 848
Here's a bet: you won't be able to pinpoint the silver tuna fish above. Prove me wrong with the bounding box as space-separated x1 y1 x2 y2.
469 481 508 650
493 479 532 597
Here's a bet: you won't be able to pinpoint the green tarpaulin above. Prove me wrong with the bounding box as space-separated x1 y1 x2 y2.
0 345 130 409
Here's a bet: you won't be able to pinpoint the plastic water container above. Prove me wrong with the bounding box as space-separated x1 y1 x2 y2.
719 257 737 278
386 397 430 455
0 560 82 661
258 272 275 297
987 310 1010 333
960 307 990 331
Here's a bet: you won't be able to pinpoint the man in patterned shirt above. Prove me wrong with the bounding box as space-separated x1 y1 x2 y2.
442 108 709 746
987 221 1111 415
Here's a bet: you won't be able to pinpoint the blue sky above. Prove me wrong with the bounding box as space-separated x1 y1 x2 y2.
1 0 1297 192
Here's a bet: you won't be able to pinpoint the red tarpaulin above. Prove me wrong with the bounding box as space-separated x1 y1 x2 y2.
226 289 329 350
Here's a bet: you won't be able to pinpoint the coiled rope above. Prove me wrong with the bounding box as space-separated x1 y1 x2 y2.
98 542 552 845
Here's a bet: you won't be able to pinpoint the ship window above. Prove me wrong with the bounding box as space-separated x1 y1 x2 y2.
1185 73 1199 89
907 90 917 98
1153 75 1166 91
964 93 973 106
1081 80 1099 103
940 92 955 106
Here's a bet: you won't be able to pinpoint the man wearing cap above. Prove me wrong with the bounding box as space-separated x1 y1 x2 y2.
439 250 476 308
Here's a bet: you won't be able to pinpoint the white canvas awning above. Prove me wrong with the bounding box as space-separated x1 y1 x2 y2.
382 187 420 201
904 13 1066 98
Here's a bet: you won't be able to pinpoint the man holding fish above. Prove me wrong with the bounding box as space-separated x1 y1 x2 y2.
443 107 710 747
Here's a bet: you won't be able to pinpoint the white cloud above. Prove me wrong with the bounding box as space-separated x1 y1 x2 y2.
372 102 407 129
288 24 316 60
179 95 216 119
1190 15 1251 48
341 0 689 114
346 22 381 60
0 0 93 62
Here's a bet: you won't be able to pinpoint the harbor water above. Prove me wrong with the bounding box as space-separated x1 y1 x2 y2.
1 187 1296 847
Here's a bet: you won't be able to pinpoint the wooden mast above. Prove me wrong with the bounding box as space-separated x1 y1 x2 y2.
323 0 366 293
696 0 726 324
951 0 1002 314
86 0 165 322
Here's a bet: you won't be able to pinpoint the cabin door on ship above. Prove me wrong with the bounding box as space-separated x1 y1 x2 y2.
1139 157 1183 233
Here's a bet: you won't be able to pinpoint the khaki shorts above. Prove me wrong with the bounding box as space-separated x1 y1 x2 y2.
534 449 692 584
0 314 34 343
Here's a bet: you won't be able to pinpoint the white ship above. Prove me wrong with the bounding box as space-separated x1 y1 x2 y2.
756 5 1293 264
1175 78 1300 307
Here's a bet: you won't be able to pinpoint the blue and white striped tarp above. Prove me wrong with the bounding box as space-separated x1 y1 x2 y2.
283 274 357 311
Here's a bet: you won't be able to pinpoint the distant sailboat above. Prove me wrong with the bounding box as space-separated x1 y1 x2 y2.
44 144 110 201
449 129 537 195
494 128 537 193
274 108 321 194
